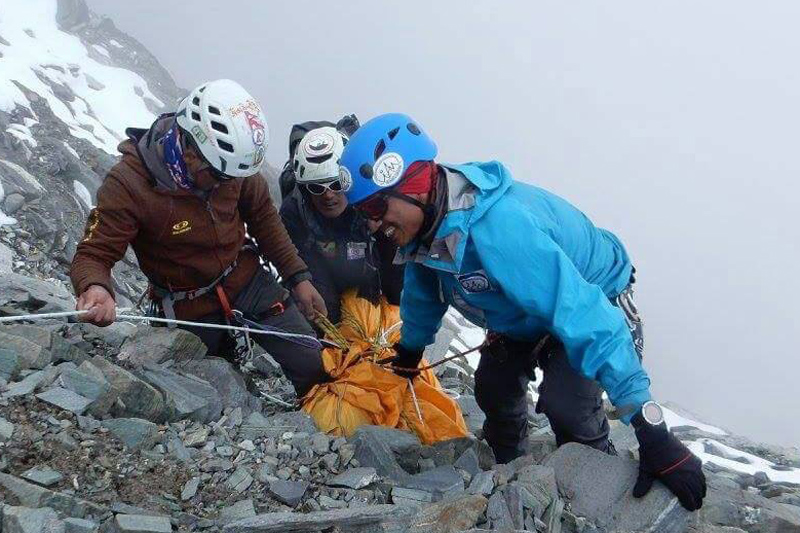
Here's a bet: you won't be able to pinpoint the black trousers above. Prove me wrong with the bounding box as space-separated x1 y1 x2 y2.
177 268 328 397
475 283 644 463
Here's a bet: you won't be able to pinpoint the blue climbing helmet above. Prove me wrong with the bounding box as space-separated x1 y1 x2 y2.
340 113 437 205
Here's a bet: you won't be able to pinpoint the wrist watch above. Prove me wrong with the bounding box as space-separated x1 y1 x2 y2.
632 400 665 429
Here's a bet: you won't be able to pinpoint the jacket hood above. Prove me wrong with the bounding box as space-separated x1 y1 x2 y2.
398 161 513 273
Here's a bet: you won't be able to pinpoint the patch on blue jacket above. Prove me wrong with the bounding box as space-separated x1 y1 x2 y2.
457 270 493 293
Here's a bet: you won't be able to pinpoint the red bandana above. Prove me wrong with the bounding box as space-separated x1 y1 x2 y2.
396 160 437 195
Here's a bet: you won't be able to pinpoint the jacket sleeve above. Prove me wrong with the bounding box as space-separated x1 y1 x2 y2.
70 175 139 299
474 209 651 420
399 261 449 351
239 173 308 280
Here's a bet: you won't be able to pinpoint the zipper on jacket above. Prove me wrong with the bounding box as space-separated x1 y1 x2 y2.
204 190 227 275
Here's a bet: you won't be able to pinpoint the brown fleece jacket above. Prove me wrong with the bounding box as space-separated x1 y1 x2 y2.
71 139 307 320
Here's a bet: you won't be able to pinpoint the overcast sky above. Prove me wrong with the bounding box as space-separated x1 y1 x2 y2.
88 0 800 447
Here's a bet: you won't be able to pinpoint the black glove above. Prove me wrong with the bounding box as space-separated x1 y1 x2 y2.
391 343 424 380
633 413 707 511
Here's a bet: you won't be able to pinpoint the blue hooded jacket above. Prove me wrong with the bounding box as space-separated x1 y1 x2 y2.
398 161 651 418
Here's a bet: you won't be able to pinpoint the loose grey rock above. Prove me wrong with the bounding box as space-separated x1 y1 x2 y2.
59 366 112 415
21 466 64 487
467 470 495 496
0 273 73 314
101 418 159 451
392 465 464 505
181 477 200 501
89 357 164 421
0 348 22 381
3 370 48 399
219 499 256 525
486 490 516 532
0 417 14 441
139 366 222 423
226 467 254 493
4 193 26 215
317 495 348 510
311 433 330 455
515 464 557 518
0 332 51 371
2 505 61 533
183 427 209 448
0 472 101 517
407 494 488 533
544 443 689 532
456 395 486 435
700 474 800 532
326 467 378 490
114 514 172 533
217 445 235 457
454 447 481 477
238 439 256 452
119 326 206 366
167 436 192 462
35 387 92 415
63 518 98 533
267 479 309 508
180 357 254 413
350 426 408 482
203 459 233 473
222 504 418 533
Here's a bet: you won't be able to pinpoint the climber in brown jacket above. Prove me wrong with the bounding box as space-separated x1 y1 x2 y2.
70 79 329 396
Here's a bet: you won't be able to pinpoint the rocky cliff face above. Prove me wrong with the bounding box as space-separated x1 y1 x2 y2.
1 2 799 533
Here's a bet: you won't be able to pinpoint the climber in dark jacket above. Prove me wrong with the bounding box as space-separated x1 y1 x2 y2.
279 120 404 323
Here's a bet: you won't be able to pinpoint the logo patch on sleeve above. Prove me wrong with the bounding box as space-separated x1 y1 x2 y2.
457 270 492 294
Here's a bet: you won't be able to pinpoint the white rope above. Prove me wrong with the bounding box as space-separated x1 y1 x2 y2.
115 314 315 341
0 309 322 346
0 310 89 323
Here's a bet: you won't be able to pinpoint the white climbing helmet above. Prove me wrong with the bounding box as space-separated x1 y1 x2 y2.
292 126 348 184
175 79 269 179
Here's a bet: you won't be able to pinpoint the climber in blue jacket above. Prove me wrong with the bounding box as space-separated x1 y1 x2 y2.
338 113 706 511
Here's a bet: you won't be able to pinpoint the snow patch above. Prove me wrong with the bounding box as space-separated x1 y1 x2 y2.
108 39 123 49
0 182 16 226
663 406 726 436
0 0 163 154
62 141 80 159
687 439 800 484
73 180 93 209
91 44 110 58
5 124 38 147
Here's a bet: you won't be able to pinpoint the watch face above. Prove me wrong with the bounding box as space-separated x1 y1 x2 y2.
642 401 665 426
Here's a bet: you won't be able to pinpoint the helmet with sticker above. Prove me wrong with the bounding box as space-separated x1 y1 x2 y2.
175 79 269 179
293 126 348 184
340 113 437 205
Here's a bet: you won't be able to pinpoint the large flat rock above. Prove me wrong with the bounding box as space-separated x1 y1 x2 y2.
544 442 690 532
223 504 419 533
90 357 164 422
119 326 207 366
138 366 222 423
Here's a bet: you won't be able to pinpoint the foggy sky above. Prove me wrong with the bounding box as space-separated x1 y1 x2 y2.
87 0 800 447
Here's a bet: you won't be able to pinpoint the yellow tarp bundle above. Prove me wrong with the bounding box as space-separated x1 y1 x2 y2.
301 290 468 445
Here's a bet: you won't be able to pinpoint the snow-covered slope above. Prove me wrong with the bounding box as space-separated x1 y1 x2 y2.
0 0 163 154
0 0 281 303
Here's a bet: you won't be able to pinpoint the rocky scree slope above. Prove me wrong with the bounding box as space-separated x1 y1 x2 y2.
2 1 800 533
